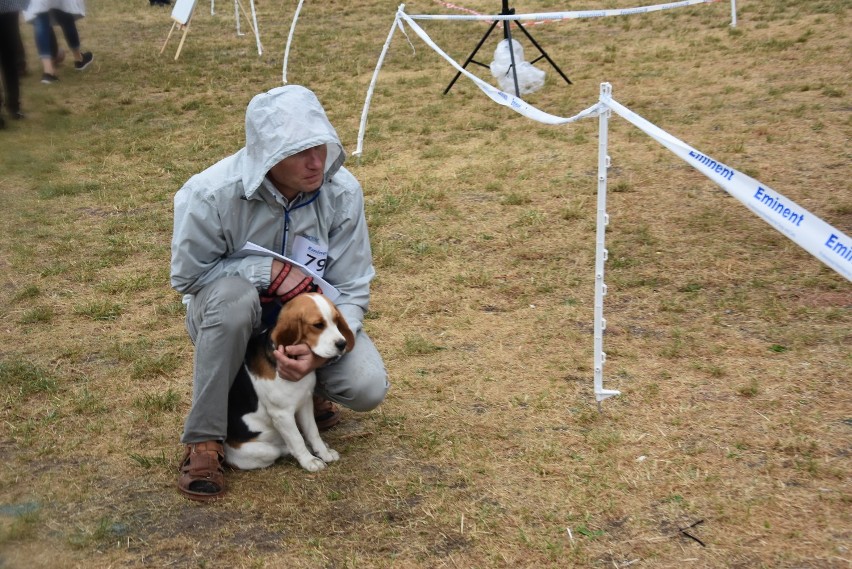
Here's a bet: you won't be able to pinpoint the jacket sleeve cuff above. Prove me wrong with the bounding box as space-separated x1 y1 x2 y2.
250 257 275 289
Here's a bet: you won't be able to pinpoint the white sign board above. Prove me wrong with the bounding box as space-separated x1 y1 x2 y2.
171 0 197 26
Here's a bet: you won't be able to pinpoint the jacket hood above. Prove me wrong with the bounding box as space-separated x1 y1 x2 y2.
243 85 346 199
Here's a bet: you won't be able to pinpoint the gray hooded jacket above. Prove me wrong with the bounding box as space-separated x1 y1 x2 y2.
170 85 374 333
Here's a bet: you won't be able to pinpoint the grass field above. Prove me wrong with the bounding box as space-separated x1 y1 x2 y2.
0 0 849 567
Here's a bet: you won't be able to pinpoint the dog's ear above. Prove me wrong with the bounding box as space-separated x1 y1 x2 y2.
271 301 305 348
334 307 356 353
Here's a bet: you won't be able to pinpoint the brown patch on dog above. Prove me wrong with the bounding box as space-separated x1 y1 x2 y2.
271 295 315 348
332 303 356 353
244 336 276 380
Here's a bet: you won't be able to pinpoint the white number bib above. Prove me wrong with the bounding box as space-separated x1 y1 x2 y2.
292 234 328 275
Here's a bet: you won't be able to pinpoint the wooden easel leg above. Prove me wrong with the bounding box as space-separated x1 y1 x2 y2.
174 25 190 61
234 0 257 37
160 21 177 55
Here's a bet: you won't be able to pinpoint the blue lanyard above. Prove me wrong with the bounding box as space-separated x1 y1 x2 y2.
280 191 320 254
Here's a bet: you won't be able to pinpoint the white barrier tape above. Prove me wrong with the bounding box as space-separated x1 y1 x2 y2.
411 0 721 22
282 0 305 84
603 96 852 282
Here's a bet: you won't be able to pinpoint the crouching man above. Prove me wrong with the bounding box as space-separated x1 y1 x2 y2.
170 85 389 501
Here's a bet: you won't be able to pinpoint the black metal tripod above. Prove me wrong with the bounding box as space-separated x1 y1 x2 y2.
443 0 572 96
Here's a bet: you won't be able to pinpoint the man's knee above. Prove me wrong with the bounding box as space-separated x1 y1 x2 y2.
318 358 388 412
191 276 260 334
346 369 389 412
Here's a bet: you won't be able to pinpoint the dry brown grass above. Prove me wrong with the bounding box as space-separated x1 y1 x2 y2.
0 0 849 567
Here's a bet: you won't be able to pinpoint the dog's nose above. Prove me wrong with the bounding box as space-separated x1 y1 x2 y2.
335 339 347 352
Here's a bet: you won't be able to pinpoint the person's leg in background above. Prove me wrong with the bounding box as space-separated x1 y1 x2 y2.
47 25 65 68
0 11 25 120
32 11 59 82
13 14 27 76
49 9 92 71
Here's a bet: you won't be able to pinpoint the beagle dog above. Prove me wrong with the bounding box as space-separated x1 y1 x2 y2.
225 293 355 472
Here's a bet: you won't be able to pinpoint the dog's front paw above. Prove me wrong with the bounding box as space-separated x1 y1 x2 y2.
300 456 327 472
318 448 339 463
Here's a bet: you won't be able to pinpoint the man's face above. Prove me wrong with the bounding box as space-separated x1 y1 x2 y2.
267 144 328 199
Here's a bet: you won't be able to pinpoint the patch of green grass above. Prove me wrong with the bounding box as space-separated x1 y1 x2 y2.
68 517 129 550
660 334 686 358
585 427 622 452
403 335 444 356
641 382 661 402
134 388 182 412
19 306 54 324
38 181 101 199
453 269 494 288
501 193 532 206
408 240 445 257
71 386 109 416
131 353 181 380
665 494 685 504
0 359 57 398
11 285 41 302
821 85 844 98
575 525 605 539
371 238 402 269
97 274 163 295
74 300 124 321
737 379 760 398
561 201 586 220
366 193 404 227
510 209 546 230
155 300 186 317
129 451 170 469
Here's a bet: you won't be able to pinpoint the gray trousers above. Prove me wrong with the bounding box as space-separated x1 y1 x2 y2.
181 276 389 444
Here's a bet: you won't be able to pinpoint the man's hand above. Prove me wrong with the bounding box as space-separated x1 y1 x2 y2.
273 344 329 382
267 260 315 303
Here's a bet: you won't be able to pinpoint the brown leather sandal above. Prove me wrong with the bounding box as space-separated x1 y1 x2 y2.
178 441 226 501
313 396 341 431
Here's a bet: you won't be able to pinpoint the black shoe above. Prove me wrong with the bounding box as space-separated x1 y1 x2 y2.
11 110 24 120
74 52 93 71
41 73 59 84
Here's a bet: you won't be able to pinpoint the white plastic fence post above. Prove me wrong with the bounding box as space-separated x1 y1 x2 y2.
211 0 214 15
234 0 242 36
249 0 262 55
731 0 737 27
282 0 305 84
594 82 620 405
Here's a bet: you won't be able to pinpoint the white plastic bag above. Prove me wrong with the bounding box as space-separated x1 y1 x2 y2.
489 38 545 95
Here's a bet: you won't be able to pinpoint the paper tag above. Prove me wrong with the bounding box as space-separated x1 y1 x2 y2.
291 234 329 276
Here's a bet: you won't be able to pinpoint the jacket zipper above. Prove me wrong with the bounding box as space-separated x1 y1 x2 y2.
280 191 321 254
